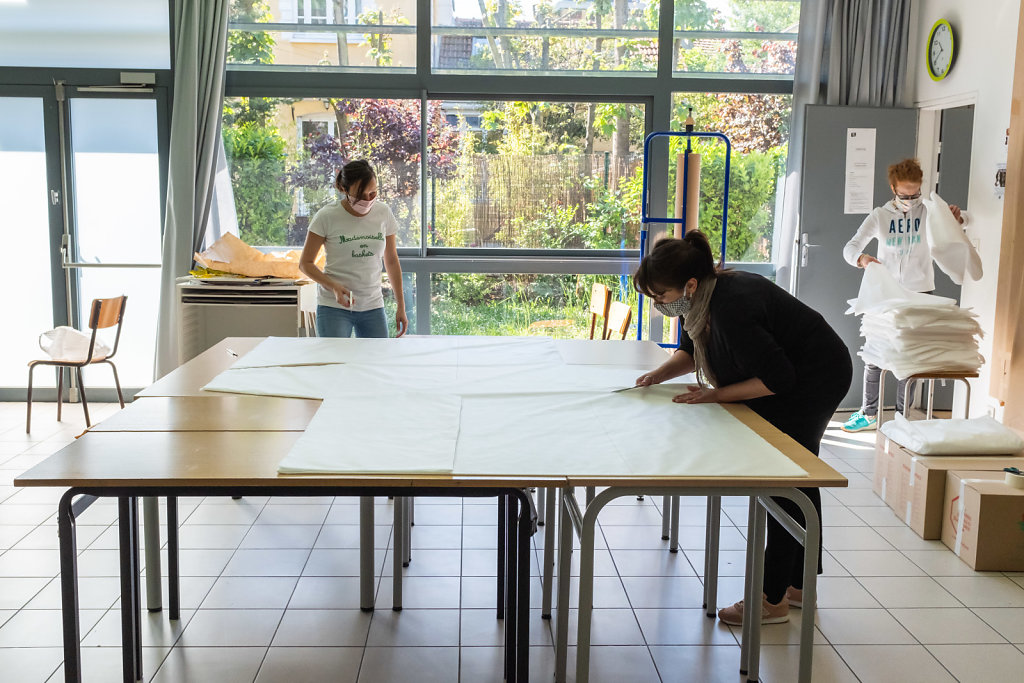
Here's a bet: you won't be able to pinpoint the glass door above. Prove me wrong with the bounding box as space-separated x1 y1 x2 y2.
0 84 167 398
62 93 165 389
0 93 64 394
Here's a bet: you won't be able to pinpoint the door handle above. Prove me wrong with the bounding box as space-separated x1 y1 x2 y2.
800 233 821 267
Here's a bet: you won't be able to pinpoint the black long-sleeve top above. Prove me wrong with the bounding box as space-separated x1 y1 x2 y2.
677 271 852 450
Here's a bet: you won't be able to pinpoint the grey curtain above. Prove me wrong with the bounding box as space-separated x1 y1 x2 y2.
776 0 912 292
155 0 230 377
825 0 913 107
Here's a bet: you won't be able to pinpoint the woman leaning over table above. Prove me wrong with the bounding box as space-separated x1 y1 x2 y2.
299 159 408 338
633 230 852 626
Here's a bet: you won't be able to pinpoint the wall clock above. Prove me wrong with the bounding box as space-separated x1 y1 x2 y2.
927 19 957 81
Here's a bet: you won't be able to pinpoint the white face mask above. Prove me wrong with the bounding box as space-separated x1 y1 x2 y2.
653 293 691 318
347 194 376 215
894 195 922 212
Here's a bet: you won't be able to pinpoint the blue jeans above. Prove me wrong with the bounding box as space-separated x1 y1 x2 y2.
316 305 389 338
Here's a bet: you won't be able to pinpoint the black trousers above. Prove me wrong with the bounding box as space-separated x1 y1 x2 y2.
747 355 852 604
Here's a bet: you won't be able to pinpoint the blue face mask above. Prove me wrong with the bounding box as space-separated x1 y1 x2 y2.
654 293 691 318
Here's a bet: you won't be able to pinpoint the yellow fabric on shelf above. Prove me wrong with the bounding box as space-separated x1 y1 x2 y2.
194 233 325 279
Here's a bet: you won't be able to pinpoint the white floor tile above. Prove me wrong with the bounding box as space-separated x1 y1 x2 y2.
935 575 1024 607
255 646 361 683
890 607 1005 644
927 644 1024 682
834 644 956 683
858 576 961 608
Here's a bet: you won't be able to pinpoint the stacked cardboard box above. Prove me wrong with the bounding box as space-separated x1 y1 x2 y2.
940 470 1024 571
873 433 1024 539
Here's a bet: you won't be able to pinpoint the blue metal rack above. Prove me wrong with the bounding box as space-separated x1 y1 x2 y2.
637 130 732 345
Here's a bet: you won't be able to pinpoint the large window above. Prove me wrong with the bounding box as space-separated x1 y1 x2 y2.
431 273 637 338
427 100 644 250
431 0 658 74
228 0 414 70
221 96 423 248
221 0 803 337
667 91 793 263
673 0 798 75
0 0 170 69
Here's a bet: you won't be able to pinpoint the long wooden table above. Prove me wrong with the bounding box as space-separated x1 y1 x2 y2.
16 336 846 683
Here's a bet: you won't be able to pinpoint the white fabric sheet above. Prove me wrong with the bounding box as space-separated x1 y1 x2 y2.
923 191 983 285
278 394 460 474
601 385 809 478
204 363 459 398
847 263 954 315
454 335 562 366
879 413 1024 456
204 337 809 479
231 336 461 368
454 386 807 478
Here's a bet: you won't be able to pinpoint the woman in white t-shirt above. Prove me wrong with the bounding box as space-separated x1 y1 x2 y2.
299 160 408 338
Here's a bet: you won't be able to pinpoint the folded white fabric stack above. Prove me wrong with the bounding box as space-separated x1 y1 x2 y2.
848 264 983 380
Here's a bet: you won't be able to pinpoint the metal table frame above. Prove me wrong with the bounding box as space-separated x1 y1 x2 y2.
555 485 820 683
57 485 535 683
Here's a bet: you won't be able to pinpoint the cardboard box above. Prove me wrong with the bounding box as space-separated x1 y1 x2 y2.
940 470 1024 571
873 434 1024 539
873 434 902 509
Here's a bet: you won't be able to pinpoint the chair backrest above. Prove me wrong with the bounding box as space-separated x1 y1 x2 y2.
588 283 610 340
605 301 633 340
87 296 127 360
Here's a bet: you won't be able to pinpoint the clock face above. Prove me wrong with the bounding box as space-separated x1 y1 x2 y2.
928 20 955 80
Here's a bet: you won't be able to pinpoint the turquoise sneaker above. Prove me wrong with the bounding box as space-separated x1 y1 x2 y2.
841 411 877 433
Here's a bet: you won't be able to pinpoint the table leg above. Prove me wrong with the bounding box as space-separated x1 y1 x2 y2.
669 496 680 553
118 497 140 683
574 490 608 683
497 495 505 619
516 491 531 681
704 495 721 617
745 500 767 683
661 495 671 540
166 497 179 621
541 486 556 619
393 497 403 611
403 497 412 567
740 498 757 676
504 493 518 682
58 491 82 683
794 492 820 683
536 487 545 526
359 496 374 612
757 490 822 683
554 489 572 683
143 497 161 612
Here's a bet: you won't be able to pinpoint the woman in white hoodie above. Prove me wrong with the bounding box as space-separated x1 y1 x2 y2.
841 158 965 432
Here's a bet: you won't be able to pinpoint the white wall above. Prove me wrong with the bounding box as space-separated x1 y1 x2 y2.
910 0 1021 418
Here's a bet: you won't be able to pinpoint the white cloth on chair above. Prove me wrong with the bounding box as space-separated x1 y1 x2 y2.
38 326 111 362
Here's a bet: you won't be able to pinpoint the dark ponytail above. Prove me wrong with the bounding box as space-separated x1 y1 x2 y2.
335 159 376 195
633 231 717 298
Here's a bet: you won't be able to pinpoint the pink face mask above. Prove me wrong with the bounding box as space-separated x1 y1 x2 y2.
347 195 376 215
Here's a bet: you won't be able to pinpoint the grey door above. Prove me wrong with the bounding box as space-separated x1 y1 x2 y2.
795 105 918 410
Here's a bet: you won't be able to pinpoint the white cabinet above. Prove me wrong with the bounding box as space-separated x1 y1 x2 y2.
176 278 317 364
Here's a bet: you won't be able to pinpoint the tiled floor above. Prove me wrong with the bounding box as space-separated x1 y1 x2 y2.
2 401 1024 681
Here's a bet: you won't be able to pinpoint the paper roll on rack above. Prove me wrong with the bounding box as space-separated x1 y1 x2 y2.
674 152 702 238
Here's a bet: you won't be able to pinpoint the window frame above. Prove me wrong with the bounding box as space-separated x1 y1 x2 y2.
223 0 799 337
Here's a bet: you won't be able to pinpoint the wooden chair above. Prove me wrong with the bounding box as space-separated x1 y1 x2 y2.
588 283 610 340
604 301 633 340
27 296 128 432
